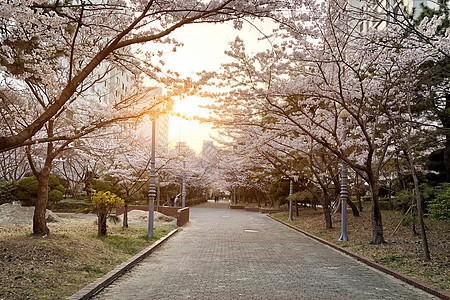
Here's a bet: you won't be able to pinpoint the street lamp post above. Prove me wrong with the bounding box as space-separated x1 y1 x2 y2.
288 178 293 221
148 119 156 238
182 161 186 208
339 109 349 242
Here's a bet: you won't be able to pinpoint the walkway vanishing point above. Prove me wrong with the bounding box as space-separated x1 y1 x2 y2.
92 201 437 300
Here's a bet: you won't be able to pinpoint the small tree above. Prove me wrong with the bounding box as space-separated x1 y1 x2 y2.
0 181 18 205
88 191 124 237
428 184 450 222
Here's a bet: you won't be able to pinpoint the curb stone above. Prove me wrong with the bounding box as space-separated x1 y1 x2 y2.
268 215 450 300
67 228 178 300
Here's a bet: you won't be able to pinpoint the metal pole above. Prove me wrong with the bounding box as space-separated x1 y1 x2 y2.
156 174 160 209
148 119 156 238
182 161 186 208
288 178 293 221
339 115 349 242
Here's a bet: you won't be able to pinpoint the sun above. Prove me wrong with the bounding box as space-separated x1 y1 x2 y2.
171 96 212 120
169 96 215 153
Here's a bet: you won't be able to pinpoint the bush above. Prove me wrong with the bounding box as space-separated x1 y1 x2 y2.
15 176 39 205
427 184 450 222
83 191 124 236
15 175 66 206
48 189 64 203
49 198 88 212
0 181 18 204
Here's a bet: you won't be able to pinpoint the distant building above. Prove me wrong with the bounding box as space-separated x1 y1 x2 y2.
156 113 169 152
147 88 169 152
347 0 439 32
173 141 196 157
201 140 218 163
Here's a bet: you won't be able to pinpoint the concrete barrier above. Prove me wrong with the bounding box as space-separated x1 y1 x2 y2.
116 205 189 226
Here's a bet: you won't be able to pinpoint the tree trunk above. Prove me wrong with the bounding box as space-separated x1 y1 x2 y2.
295 200 299 216
347 198 359 217
123 204 128 229
98 213 107 237
369 179 385 244
310 185 333 229
355 175 363 211
254 190 261 207
323 205 332 229
33 167 51 236
320 189 332 229
405 150 431 260
356 194 363 211
444 93 450 182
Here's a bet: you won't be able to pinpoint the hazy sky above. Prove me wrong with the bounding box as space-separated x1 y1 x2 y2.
166 20 275 153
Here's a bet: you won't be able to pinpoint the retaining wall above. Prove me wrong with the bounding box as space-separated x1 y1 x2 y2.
116 205 190 226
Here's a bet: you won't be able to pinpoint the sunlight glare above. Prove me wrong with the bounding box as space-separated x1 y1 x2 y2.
169 96 215 153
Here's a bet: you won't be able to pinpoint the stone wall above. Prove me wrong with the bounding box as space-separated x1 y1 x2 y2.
116 205 190 226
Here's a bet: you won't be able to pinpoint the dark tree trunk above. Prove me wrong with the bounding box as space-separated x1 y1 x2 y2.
312 187 332 229
405 149 431 260
444 93 450 182
321 189 332 229
369 179 385 244
323 206 332 229
355 175 363 211
295 200 299 216
254 190 261 208
98 213 107 237
395 152 407 190
347 198 359 217
356 194 363 211
33 167 51 236
123 204 128 229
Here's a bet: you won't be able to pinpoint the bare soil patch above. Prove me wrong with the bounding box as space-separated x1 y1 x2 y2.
272 207 449 292
0 206 175 300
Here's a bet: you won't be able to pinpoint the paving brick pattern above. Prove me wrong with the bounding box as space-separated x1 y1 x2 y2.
93 202 436 300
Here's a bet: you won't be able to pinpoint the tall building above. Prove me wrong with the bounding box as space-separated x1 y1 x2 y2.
347 0 439 32
147 87 170 152
155 113 170 152
201 140 218 163
173 141 196 157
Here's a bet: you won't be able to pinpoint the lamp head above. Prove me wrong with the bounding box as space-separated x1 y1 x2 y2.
339 109 350 119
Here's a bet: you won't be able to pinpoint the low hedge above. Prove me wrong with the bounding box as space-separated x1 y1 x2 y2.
49 198 88 212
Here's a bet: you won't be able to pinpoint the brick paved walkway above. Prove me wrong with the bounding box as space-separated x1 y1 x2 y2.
93 201 436 299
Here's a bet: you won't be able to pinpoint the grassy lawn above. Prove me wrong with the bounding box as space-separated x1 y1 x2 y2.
271 208 449 292
0 217 175 300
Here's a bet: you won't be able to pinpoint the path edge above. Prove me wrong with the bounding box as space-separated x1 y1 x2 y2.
67 228 178 300
268 215 450 300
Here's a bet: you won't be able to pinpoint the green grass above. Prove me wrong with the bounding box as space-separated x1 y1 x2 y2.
0 223 176 300
94 226 174 256
82 264 106 275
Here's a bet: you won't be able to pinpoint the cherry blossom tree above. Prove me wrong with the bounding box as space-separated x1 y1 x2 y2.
4 73 169 234
0 0 294 152
204 0 449 244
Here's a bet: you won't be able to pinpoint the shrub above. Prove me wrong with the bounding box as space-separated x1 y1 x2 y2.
84 191 124 236
49 198 87 212
48 189 64 203
0 181 18 204
427 184 450 222
15 176 39 205
15 175 66 206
